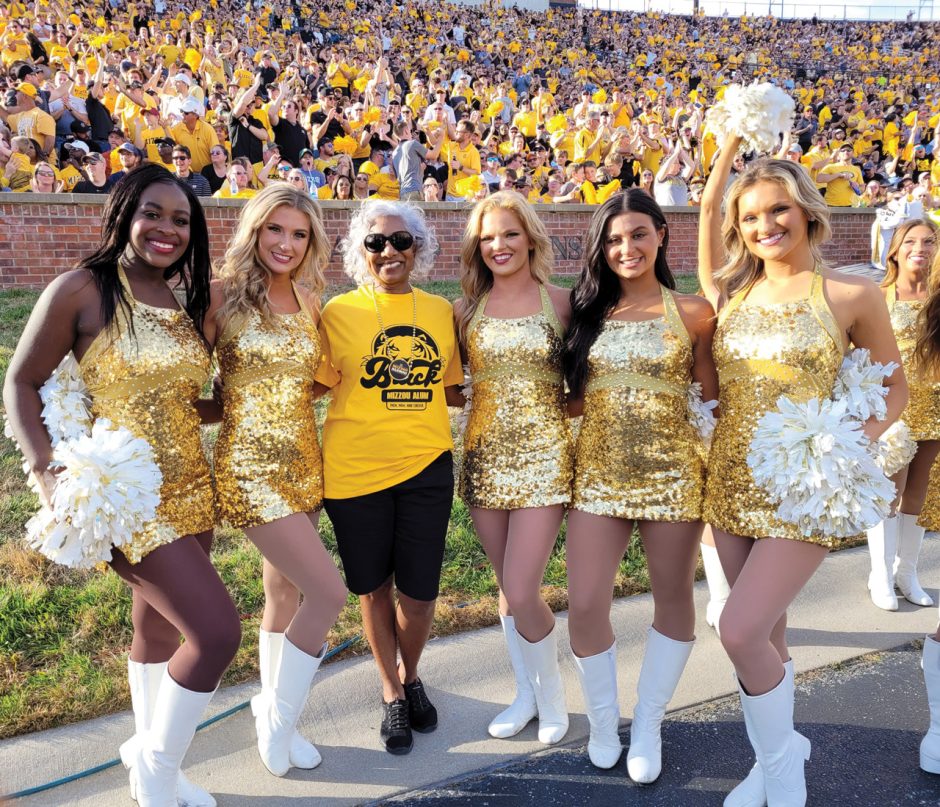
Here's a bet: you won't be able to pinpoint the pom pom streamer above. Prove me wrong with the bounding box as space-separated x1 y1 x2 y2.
26 419 163 569
872 420 917 477
39 354 92 445
831 348 898 423
705 82 795 154
7 357 163 568
688 382 718 448
747 396 894 538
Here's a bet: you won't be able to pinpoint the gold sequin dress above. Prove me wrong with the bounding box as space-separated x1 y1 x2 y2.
78 266 214 564
459 284 573 509
918 458 940 531
886 283 940 442
572 285 705 521
214 288 324 528
702 269 850 548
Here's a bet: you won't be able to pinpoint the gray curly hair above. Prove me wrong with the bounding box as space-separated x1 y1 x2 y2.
340 200 439 286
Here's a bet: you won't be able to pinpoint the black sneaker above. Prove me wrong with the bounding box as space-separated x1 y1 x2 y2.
404 678 438 733
380 698 413 755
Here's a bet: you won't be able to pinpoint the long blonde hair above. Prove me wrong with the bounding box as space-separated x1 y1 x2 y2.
715 159 832 300
457 191 554 347
217 184 330 328
882 218 939 289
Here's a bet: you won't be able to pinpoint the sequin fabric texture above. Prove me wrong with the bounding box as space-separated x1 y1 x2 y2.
572 287 704 521
887 287 940 442
214 296 323 528
702 271 850 548
79 267 214 563
918 457 940 531
459 285 573 509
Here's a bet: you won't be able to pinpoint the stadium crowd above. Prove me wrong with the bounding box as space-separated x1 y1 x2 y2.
0 0 939 212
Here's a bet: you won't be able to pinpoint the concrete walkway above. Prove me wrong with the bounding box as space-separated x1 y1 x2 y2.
3 539 939 806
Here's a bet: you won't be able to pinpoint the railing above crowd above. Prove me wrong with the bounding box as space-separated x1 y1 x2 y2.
580 0 940 22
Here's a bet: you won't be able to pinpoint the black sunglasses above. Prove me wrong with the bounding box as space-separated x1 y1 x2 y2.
363 231 415 253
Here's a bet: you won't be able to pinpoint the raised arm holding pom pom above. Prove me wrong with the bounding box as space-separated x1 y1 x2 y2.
699 131 907 807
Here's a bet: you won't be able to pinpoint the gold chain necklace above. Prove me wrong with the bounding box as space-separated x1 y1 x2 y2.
371 284 417 382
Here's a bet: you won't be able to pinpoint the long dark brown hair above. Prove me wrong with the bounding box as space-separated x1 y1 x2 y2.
914 228 940 380
563 190 675 397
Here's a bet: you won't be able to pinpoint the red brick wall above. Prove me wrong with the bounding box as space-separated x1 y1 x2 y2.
0 195 876 289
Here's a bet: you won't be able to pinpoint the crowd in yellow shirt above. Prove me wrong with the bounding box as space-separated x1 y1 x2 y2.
0 0 937 208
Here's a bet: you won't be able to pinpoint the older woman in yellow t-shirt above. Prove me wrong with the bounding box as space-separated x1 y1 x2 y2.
315 201 463 757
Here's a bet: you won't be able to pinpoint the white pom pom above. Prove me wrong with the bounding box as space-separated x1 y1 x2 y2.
39 354 92 446
26 419 163 569
705 82 795 154
688 381 718 448
872 420 917 477
831 348 898 423
454 364 473 434
747 395 894 537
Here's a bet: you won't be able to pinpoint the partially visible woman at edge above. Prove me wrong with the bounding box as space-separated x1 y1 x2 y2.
912 354 940 774
698 137 906 807
864 218 939 612
455 191 574 746
205 184 348 778
563 189 717 781
315 201 464 755
3 165 241 807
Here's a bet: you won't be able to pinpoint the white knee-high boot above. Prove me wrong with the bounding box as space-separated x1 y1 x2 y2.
895 513 934 606
516 623 569 745
866 517 899 611
488 615 538 738
701 543 731 634
733 667 811 807
626 627 694 784
723 661 811 807
921 635 940 774
121 671 216 807
257 629 322 768
252 637 325 776
572 642 622 768
126 660 216 807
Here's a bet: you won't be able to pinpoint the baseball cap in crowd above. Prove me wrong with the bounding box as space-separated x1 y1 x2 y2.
838 143 853 152
70 120 91 134
298 148 315 159
180 98 202 115
16 82 36 98
174 74 192 86
787 143 803 154
143 105 160 116
14 64 35 81
118 143 143 157
154 137 176 147
66 140 90 154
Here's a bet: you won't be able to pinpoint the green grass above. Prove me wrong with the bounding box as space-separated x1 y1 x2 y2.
0 277 696 738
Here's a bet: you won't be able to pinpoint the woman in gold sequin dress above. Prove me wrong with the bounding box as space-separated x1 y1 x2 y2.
455 192 573 746
4 166 241 807
864 219 939 611
205 185 347 777
699 137 906 807
911 247 940 777
562 190 717 780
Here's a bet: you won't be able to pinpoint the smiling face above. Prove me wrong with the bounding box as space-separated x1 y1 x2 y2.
736 180 809 266
257 205 310 278
126 182 191 272
603 211 663 284
365 215 415 292
897 224 937 278
478 207 532 280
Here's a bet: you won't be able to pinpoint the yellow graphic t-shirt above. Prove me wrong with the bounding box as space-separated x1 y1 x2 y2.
316 285 462 499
